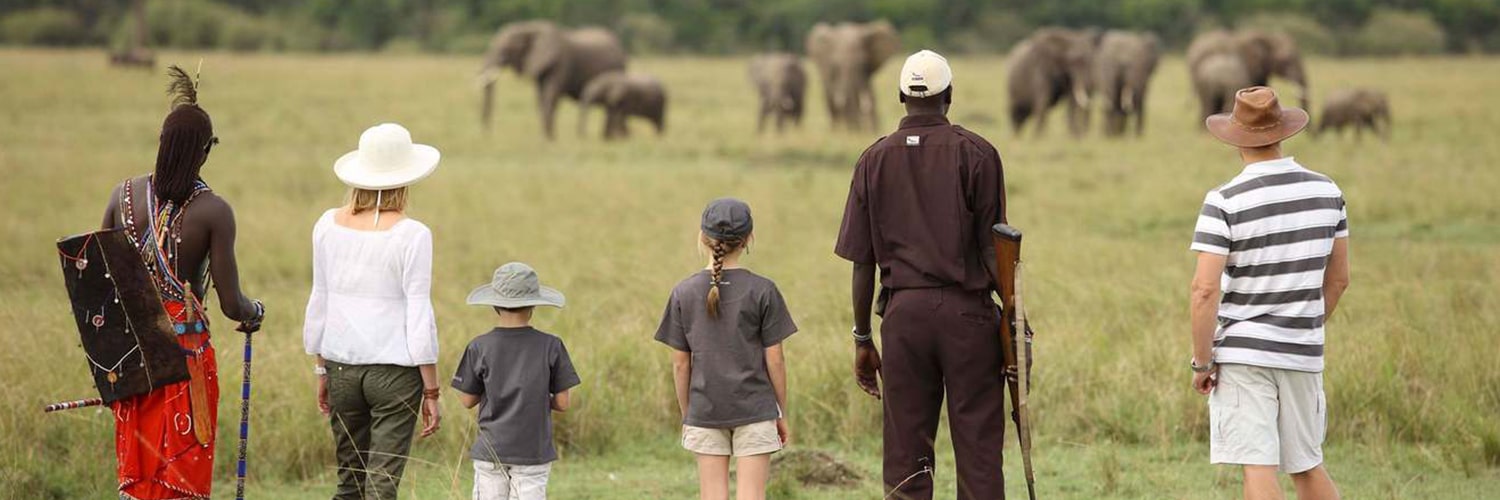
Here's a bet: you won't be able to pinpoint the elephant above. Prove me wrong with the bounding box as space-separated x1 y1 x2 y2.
1006 27 1102 137
577 71 666 140
1317 88 1390 140
1187 29 1309 121
1093 30 1160 137
806 20 901 131
748 53 807 134
1191 53 1253 119
477 20 628 140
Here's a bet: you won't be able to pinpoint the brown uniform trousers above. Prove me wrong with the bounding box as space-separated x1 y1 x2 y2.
882 286 1008 500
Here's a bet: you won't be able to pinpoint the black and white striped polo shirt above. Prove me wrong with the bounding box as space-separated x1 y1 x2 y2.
1191 157 1348 372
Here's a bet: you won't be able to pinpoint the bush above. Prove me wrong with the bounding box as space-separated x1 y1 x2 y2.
1238 12 1337 55
948 9 1030 54
619 13 676 55
0 7 92 46
1348 8 1446 56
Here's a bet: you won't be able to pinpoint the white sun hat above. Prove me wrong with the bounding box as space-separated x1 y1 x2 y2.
333 123 440 190
899 49 953 98
466 262 566 309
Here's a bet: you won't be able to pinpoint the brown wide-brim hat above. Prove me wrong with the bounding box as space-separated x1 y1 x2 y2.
1206 86 1309 148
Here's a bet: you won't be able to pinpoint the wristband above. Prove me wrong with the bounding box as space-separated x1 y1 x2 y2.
313 365 328 376
1190 358 1216 373
422 388 441 400
852 327 873 344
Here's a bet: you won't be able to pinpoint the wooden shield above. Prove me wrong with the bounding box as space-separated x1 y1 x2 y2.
57 229 188 403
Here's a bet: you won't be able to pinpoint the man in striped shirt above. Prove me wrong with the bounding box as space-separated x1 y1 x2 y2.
1190 87 1350 500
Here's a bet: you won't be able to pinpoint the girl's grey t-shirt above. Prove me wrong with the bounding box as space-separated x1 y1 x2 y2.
654 268 798 429
451 327 580 465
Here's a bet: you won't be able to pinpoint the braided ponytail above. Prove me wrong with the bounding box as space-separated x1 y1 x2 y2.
703 233 744 319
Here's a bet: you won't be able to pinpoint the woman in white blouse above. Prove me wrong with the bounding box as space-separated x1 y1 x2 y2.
303 123 441 500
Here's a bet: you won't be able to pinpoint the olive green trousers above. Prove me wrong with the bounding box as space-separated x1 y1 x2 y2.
326 361 422 500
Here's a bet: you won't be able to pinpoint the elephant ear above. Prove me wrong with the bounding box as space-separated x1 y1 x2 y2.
1234 31 1276 83
862 20 901 71
604 75 630 106
806 23 835 63
522 23 565 81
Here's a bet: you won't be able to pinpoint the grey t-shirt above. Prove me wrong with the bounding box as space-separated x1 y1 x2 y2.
451 327 581 465
654 268 798 428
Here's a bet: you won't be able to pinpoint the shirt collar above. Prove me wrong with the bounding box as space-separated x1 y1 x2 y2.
1242 156 1302 175
898 114 951 130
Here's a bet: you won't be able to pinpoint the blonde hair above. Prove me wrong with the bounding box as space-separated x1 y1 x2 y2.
700 232 747 319
349 187 408 214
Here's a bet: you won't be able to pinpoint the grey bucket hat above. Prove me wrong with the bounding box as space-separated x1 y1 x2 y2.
466 262 565 309
701 197 754 241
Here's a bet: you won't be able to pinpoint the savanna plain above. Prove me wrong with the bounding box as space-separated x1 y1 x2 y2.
1 49 1497 499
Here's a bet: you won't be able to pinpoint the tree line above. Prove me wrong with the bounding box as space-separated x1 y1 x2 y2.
1 0 1496 55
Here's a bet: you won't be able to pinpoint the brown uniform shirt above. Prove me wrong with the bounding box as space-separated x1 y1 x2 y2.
835 114 1006 292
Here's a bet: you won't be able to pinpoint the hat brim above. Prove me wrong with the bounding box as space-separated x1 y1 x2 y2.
465 284 566 309
333 144 440 190
1205 108 1309 148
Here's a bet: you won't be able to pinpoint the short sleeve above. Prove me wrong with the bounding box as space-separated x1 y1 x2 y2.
653 288 690 351
1190 192 1232 255
450 343 484 396
834 156 876 264
550 339 582 394
759 283 799 347
1334 196 1349 238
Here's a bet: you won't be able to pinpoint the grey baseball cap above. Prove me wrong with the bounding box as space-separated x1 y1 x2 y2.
701 197 754 240
466 262 565 309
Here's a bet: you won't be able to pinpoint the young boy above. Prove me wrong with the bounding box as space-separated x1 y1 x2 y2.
1191 87 1349 500
453 262 581 500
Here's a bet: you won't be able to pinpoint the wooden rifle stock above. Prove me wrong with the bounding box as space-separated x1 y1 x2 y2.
992 223 1037 500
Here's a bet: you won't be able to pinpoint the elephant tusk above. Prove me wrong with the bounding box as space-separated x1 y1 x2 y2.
475 68 500 89
1122 92 1135 113
1074 86 1090 107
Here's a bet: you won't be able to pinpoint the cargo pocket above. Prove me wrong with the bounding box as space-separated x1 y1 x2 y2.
1210 379 1238 444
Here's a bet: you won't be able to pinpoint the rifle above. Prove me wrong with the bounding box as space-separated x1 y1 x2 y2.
992 223 1036 500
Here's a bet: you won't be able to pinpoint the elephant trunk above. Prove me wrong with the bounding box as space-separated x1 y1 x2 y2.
481 80 496 130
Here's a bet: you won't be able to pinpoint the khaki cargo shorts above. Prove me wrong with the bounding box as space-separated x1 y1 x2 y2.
682 420 783 457
1210 363 1327 473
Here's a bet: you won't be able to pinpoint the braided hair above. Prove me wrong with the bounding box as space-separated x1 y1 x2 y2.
153 65 215 202
702 233 746 319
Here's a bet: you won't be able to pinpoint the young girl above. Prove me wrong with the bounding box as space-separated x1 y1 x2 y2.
655 198 796 500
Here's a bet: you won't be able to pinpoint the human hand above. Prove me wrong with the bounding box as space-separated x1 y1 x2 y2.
236 300 265 334
776 418 791 446
1193 365 1219 395
854 342 882 399
419 397 441 438
316 375 330 416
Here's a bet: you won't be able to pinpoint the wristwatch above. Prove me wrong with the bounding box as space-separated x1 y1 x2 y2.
1190 358 1215 373
314 365 328 376
852 327 873 344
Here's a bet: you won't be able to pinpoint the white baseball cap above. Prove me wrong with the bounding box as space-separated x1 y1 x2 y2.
899 49 952 98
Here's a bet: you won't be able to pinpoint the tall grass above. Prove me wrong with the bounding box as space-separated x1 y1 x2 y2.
0 49 1496 498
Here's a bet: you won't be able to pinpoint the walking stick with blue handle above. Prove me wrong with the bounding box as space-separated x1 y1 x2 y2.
234 301 264 500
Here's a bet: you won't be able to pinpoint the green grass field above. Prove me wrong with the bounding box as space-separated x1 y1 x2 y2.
1 48 1497 499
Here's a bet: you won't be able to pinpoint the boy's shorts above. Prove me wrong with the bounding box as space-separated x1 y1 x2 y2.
682 420 782 457
1210 363 1327 473
473 460 551 500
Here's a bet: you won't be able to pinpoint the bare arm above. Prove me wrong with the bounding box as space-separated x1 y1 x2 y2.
456 390 481 409
551 389 571 412
1189 252 1228 366
765 343 788 415
1323 238 1350 317
670 349 691 418
206 199 258 320
852 262 877 336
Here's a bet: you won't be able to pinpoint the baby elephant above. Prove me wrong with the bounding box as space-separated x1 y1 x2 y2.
1318 88 1390 141
579 72 667 140
748 53 807 133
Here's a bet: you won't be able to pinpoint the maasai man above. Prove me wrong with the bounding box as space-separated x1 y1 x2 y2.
99 65 265 499
835 50 1010 499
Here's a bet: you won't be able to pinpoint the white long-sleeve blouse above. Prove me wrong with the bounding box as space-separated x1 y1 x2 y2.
303 209 438 366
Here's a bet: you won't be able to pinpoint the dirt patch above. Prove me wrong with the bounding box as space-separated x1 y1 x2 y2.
772 449 864 487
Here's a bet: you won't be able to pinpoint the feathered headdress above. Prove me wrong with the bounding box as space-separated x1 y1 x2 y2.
164 63 201 109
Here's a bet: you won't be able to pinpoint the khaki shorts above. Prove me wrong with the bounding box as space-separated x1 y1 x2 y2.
682 420 782 457
1210 363 1327 473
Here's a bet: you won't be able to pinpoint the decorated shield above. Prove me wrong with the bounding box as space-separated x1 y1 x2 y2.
57 229 188 403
